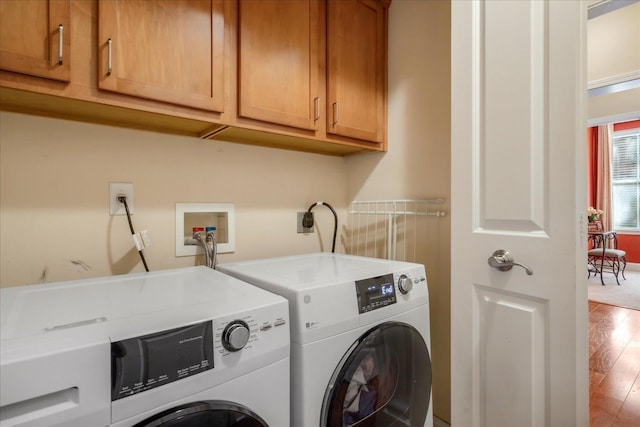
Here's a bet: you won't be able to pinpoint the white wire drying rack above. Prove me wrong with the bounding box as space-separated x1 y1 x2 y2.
348 199 446 262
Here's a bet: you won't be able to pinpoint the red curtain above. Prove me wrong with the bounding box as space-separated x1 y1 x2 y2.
586 126 598 208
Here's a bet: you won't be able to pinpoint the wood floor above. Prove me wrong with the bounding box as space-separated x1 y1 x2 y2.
589 301 640 426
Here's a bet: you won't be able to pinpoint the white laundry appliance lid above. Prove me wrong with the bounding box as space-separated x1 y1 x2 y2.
218 252 422 292
0 267 281 341
1 266 286 357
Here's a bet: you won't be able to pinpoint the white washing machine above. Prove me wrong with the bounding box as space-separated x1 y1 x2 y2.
218 253 433 427
0 267 289 427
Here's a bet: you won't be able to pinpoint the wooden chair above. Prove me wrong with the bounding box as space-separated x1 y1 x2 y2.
588 231 627 286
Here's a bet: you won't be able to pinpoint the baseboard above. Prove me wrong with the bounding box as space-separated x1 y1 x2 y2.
626 262 640 272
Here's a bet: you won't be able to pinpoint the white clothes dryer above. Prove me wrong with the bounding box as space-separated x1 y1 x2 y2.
0 267 289 427
218 253 433 427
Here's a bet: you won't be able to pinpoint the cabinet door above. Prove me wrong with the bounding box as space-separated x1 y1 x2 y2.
0 0 70 82
238 0 319 130
327 0 385 143
98 0 225 112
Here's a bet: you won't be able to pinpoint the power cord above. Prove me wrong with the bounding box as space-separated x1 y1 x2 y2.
118 195 150 272
303 201 337 253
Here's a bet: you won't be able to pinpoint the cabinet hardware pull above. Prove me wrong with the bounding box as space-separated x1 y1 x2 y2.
314 97 320 121
107 38 113 76
58 25 64 65
332 102 338 126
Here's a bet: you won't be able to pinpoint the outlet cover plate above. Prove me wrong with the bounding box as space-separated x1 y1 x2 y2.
110 182 134 216
175 203 235 256
298 212 314 233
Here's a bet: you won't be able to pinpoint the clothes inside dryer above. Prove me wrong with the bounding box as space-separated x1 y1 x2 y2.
322 322 431 427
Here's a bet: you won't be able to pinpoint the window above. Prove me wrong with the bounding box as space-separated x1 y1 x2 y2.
611 130 640 231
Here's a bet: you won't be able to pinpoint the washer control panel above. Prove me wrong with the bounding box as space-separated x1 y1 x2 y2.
111 309 289 402
214 313 288 357
222 320 250 351
111 321 213 401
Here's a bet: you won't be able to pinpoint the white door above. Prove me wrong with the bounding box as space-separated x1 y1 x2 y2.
451 1 589 426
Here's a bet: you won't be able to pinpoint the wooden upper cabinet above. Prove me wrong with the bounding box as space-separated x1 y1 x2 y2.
0 0 389 155
238 0 319 130
98 0 225 112
327 0 386 143
0 0 71 82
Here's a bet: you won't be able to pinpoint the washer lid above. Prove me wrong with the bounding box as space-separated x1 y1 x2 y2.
218 252 421 292
0 266 286 342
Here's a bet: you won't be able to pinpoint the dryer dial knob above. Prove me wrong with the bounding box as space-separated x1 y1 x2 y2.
398 274 413 294
222 320 250 352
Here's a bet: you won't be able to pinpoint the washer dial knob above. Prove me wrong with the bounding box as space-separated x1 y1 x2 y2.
222 320 250 352
398 274 413 294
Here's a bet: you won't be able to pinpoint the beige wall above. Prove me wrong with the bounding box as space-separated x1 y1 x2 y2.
587 2 640 81
588 87 640 124
346 0 452 422
587 2 640 122
0 112 348 286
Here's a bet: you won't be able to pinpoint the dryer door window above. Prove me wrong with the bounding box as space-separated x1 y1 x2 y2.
321 322 431 427
133 400 269 427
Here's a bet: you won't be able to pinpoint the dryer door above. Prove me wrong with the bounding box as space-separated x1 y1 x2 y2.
133 400 269 427
321 322 431 427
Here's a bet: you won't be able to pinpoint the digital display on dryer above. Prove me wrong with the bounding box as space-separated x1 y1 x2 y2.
355 273 396 314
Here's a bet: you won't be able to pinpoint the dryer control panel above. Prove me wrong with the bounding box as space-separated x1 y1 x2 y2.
355 273 397 313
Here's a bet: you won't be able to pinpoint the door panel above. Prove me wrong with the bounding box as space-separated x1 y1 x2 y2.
451 1 588 426
238 0 318 130
475 286 547 426
481 1 547 231
0 0 70 81
98 0 224 112
327 0 384 143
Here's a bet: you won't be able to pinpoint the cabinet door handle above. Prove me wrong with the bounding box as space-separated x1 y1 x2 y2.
107 38 113 76
332 102 338 126
314 97 320 122
58 24 64 65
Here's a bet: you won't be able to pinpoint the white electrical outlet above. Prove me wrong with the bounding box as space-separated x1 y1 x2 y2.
110 182 134 216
